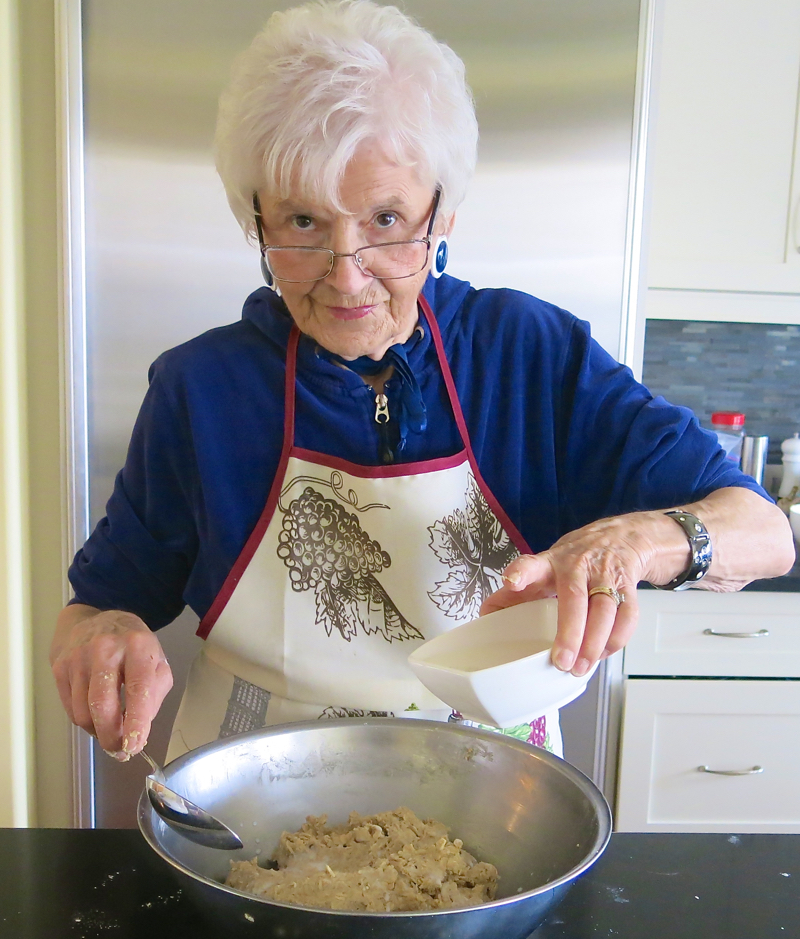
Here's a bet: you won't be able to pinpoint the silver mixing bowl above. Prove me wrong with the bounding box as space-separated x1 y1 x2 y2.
138 719 611 938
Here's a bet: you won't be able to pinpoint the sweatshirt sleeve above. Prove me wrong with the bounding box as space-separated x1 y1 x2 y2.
555 317 770 530
68 358 199 630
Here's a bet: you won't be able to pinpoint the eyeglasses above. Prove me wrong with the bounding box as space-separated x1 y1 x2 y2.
252 188 442 283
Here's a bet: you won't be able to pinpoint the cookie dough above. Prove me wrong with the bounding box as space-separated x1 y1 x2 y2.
225 805 498 911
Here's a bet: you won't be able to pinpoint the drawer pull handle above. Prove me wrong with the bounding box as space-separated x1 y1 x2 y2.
702 628 769 639
698 765 764 776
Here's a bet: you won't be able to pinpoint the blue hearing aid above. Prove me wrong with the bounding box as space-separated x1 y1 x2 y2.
260 255 281 295
431 235 449 278
260 254 274 287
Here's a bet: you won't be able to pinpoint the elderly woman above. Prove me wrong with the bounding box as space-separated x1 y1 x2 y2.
52 0 793 764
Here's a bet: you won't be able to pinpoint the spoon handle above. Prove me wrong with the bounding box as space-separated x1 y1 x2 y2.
140 749 165 782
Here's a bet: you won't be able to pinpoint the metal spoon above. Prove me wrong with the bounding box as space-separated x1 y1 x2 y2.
140 749 243 850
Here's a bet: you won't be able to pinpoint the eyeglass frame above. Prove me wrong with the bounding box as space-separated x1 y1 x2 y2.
252 187 443 283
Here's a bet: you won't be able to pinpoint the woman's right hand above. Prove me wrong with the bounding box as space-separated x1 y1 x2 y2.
50 604 173 761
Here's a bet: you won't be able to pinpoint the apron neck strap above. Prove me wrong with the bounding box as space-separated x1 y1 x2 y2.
417 295 471 450
282 326 300 457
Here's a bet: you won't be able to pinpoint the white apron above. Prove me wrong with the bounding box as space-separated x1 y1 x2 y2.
167 298 562 761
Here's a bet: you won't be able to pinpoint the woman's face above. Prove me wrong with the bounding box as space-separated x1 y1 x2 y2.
256 143 452 360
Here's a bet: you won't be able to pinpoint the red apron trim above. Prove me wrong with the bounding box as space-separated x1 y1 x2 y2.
418 296 532 556
197 329 300 639
290 446 468 478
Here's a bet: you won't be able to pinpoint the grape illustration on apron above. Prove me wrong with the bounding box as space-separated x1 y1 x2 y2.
427 472 519 621
276 471 424 643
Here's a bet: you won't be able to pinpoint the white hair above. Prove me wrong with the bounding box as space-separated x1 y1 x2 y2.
215 0 478 241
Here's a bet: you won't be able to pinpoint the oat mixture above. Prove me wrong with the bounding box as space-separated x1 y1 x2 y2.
225 805 498 911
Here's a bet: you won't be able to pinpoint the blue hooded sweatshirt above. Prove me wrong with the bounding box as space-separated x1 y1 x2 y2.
69 273 766 629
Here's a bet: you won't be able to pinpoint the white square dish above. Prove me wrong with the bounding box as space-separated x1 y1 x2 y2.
408 599 598 727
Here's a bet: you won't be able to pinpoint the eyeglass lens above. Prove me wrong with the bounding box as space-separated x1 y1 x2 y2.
265 242 429 282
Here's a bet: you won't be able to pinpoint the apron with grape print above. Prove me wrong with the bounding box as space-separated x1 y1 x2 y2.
166 297 562 762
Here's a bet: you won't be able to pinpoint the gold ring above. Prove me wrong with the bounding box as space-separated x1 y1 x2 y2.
588 586 625 607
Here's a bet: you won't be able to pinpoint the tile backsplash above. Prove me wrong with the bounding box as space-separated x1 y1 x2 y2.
642 320 800 465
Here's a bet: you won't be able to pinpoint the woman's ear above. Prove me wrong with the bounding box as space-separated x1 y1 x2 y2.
444 211 456 236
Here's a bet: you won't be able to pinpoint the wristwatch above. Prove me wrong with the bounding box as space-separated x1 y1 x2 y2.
652 510 712 591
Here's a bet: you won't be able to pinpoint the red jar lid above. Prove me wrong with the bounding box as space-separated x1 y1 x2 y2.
711 411 746 427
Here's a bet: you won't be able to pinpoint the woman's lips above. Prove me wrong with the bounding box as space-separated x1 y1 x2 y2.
328 304 375 321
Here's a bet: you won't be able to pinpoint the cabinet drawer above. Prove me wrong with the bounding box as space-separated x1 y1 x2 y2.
616 679 800 832
625 592 800 677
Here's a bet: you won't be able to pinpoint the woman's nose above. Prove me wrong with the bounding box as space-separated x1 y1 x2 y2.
323 251 374 294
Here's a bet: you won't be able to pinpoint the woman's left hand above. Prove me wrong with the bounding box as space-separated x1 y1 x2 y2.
480 488 794 678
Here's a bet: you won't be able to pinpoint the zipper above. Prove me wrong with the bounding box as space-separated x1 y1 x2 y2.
373 389 394 463
374 392 390 424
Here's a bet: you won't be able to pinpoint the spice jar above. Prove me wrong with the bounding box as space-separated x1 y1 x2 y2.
710 411 746 464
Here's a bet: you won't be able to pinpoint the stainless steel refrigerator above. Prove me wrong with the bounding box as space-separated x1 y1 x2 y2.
70 0 645 827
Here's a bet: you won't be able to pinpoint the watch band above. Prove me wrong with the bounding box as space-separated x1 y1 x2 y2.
652 510 713 591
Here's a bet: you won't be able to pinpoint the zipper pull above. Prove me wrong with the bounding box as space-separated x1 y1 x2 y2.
374 392 390 424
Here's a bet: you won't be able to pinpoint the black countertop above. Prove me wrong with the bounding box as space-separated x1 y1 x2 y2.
635 552 800 593
742 552 800 592
0 829 797 939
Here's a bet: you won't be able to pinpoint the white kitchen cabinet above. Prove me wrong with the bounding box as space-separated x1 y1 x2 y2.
626 591 800 678
617 678 800 833
645 0 800 323
617 590 800 832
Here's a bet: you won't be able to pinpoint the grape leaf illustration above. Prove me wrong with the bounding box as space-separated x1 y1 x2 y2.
277 483 423 644
427 473 519 621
